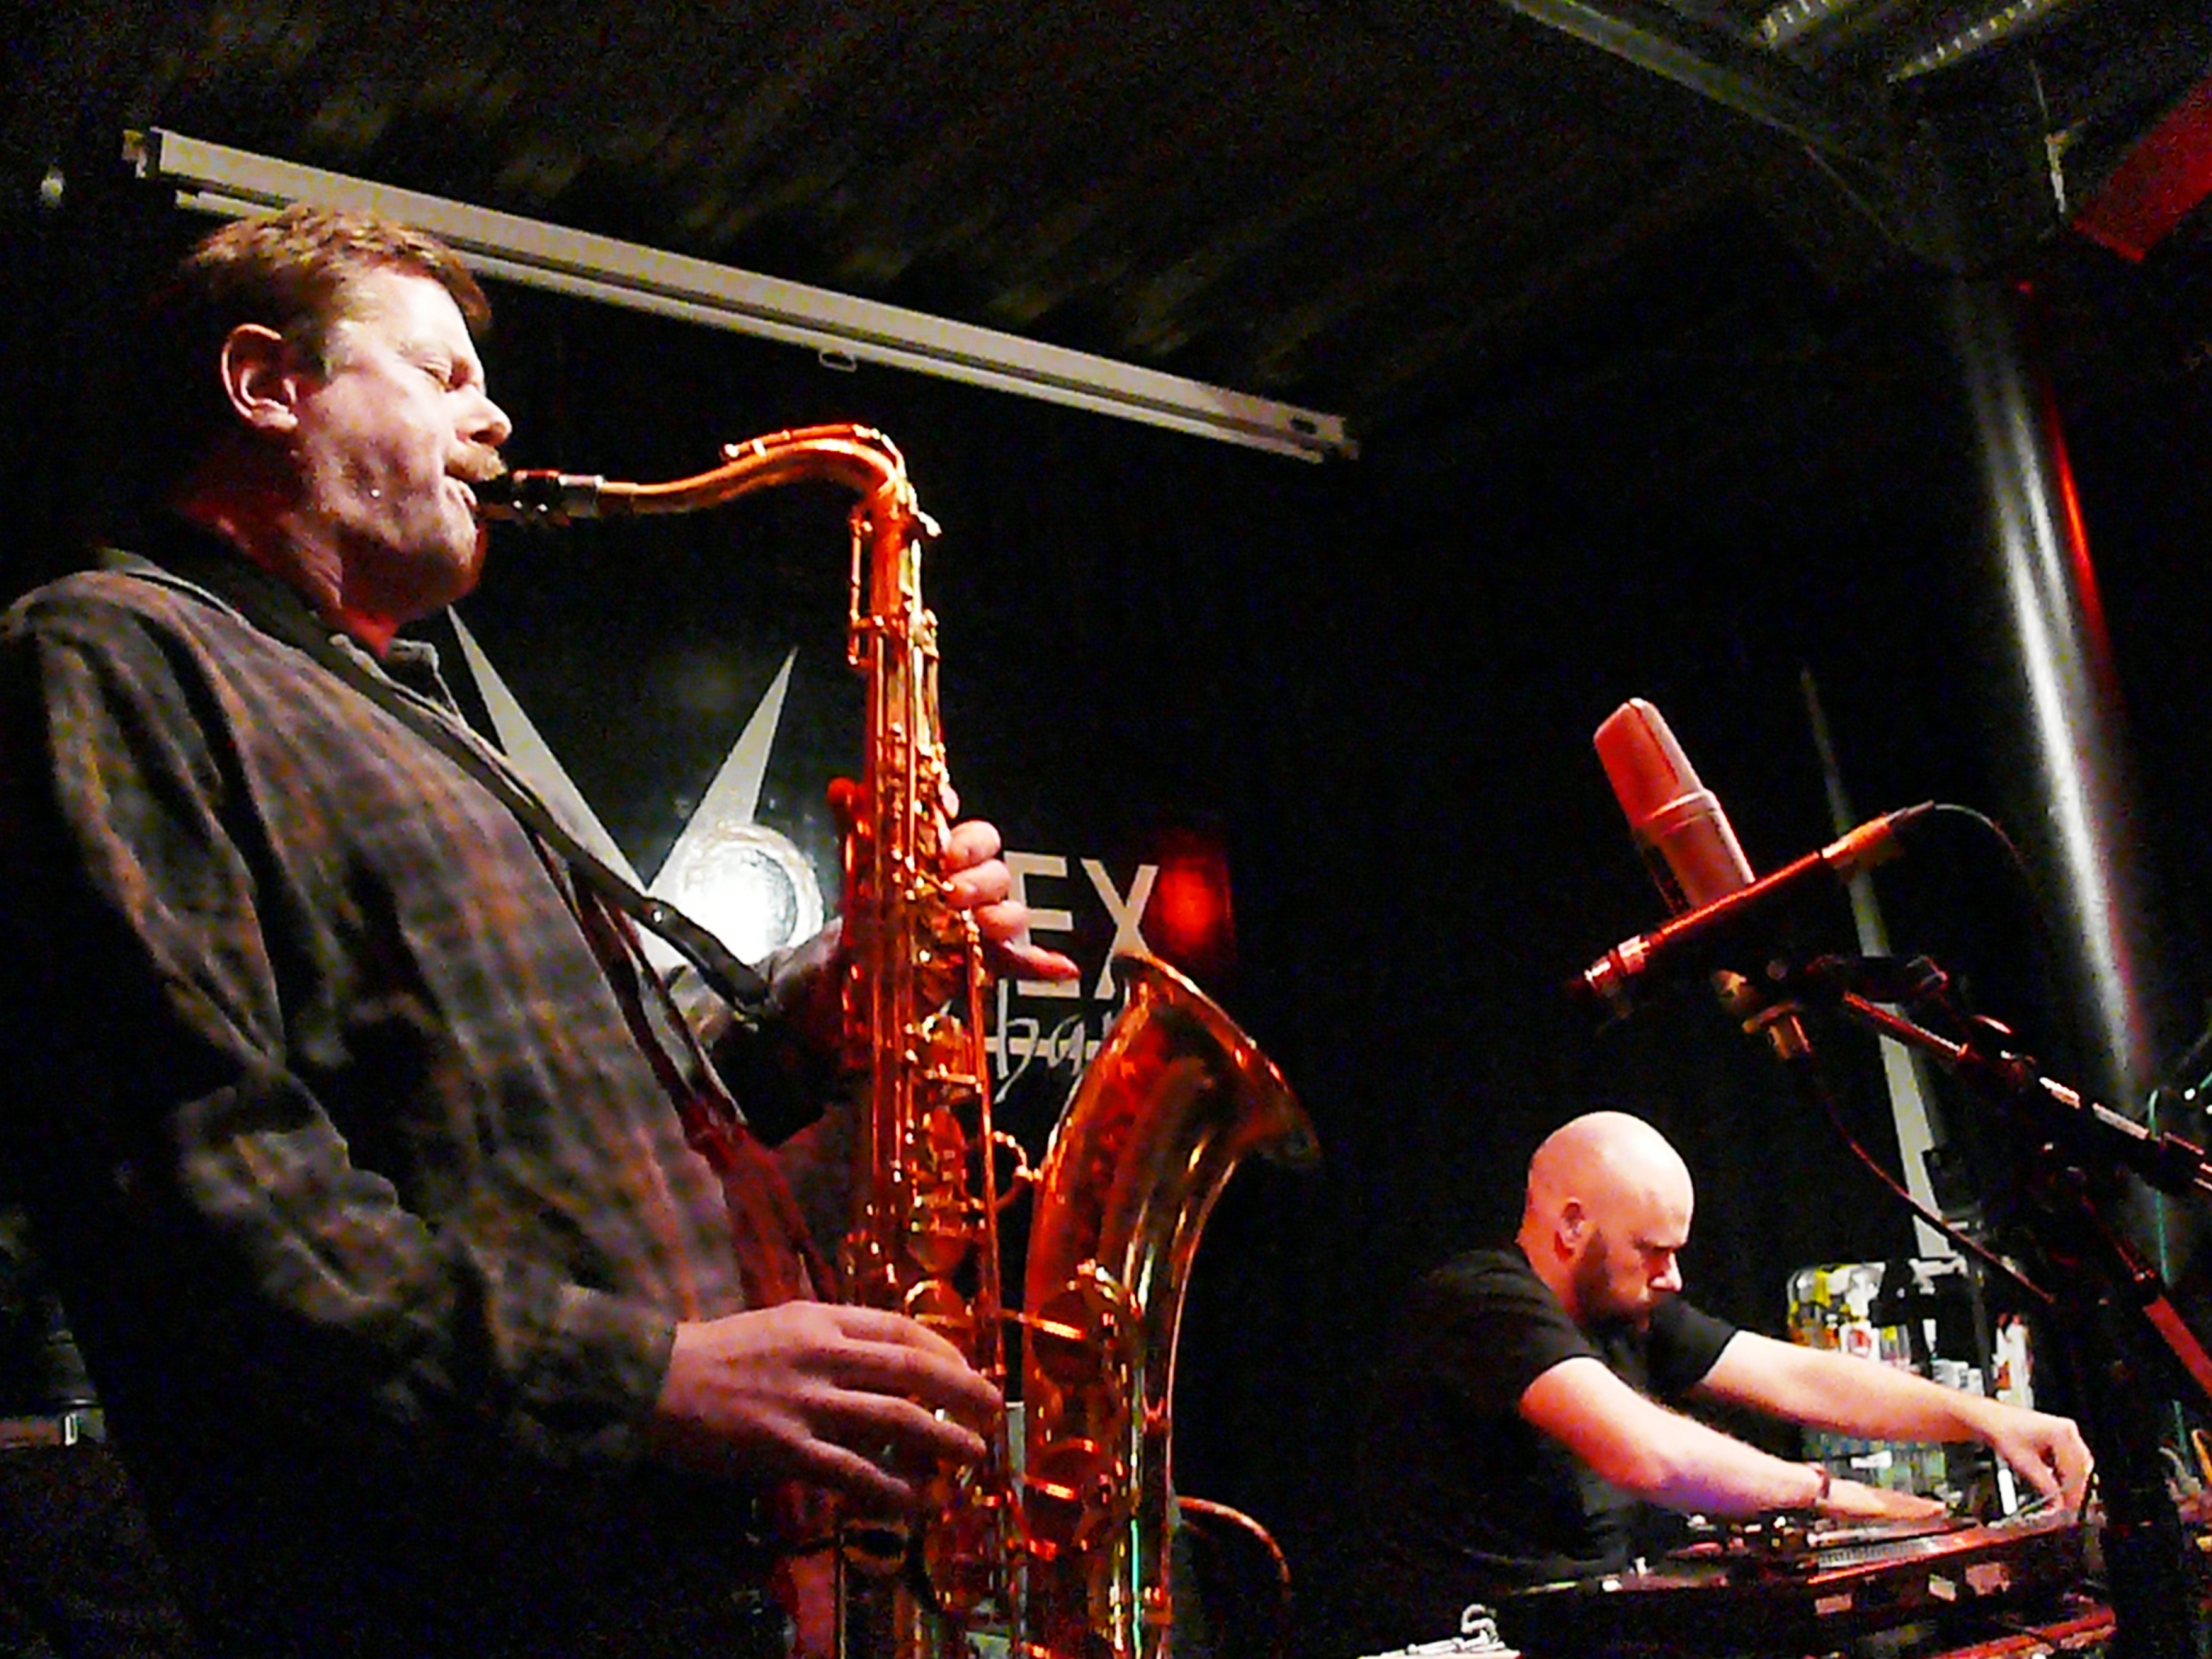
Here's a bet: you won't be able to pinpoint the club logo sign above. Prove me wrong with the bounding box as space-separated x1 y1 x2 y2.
992 852 1159 1092
447 618 1205 1122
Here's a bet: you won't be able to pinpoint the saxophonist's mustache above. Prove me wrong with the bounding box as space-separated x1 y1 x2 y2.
451 446 509 488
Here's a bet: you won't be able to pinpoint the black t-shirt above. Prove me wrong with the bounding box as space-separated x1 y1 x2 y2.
1345 1245 1738 1646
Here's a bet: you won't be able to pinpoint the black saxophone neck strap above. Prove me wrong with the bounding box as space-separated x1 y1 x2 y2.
358 668 775 1017
119 542 772 1018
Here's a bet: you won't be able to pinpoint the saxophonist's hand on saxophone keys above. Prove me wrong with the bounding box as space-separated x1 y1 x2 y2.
648 1302 1000 1512
941 816 1080 984
763 815 1079 1056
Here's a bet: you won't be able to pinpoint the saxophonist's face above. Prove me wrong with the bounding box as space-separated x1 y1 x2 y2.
286 268 511 628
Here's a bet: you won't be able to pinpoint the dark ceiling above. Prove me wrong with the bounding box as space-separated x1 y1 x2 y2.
11 0 2212 488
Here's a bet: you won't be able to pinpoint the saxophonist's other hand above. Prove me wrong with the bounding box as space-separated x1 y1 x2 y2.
649 1303 999 1510
943 817 1080 983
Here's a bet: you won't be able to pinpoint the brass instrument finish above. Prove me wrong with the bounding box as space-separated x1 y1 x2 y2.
1022 953 1315 1659
830 426 1014 1657
479 427 1318 1659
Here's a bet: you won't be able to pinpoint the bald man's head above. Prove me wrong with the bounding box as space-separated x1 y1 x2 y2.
1518 1111 1695 1329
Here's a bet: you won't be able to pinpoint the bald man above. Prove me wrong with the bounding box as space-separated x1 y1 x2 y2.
1345 1112 2091 1642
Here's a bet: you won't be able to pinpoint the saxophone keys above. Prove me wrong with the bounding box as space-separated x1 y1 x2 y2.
906 1214 977 1280
1024 1278 1133 1393
915 1102 971 1168
914 1018 983 1095
904 1277 974 1336
1019 1439 1129 1553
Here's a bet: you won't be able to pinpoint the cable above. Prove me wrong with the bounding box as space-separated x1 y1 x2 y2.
1784 1042 2055 1310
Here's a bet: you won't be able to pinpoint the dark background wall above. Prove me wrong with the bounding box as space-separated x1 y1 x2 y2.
9 154 2212 1648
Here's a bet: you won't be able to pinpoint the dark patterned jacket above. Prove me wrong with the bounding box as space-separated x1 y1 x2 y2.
0 522 822 1657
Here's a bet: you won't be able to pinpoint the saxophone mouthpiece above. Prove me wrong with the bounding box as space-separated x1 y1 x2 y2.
471 467 610 526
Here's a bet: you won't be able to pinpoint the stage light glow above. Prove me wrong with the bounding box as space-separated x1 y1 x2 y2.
1146 829 1235 976
653 820 827 967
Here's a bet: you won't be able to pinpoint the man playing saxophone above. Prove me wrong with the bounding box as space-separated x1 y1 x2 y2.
0 204 1074 1658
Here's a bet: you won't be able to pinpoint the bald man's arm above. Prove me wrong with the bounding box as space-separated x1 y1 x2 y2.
1695 1332 2091 1511
1519 1357 1942 1522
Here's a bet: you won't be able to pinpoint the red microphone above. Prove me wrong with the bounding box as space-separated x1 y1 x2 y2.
1582 700 1921 1046
1594 699 1755 915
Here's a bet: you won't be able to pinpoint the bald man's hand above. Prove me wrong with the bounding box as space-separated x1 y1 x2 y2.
1817 1475 1948 1524
1971 1399 2094 1513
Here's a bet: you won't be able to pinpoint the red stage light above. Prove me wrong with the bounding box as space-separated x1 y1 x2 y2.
2073 75 2212 263
1146 828 1235 976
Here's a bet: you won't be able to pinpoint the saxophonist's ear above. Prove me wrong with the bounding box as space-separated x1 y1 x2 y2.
219 323 313 439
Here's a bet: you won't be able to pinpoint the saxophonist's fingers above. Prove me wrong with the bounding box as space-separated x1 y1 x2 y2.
795 1440 921 1513
945 858 1010 906
837 1394 989 1473
804 1413 987 1509
933 823 1081 981
968 899 1080 981
771 1397 988 1510
812 1308 1003 1429
941 817 1000 872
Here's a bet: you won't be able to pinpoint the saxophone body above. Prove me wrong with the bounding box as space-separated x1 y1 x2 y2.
480 428 1317 1659
830 427 1014 1657
1021 952 1314 1658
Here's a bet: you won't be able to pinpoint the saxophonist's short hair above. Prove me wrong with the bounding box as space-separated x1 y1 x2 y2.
136 205 492 504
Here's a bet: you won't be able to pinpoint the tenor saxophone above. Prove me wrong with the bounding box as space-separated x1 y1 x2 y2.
479 426 1317 1659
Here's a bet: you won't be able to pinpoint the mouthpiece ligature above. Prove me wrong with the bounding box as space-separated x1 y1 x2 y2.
472 468 609 526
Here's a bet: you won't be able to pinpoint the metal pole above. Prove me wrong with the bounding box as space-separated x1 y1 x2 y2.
1940 275 2158 1116
1942 275 2202 1658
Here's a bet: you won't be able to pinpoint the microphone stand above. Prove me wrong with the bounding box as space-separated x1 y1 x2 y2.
1766 953 2210 1659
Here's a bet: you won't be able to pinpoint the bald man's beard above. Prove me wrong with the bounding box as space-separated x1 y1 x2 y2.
1572 1228 1653 1332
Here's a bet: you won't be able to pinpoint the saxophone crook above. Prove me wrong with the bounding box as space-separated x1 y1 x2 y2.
471 424 930 527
